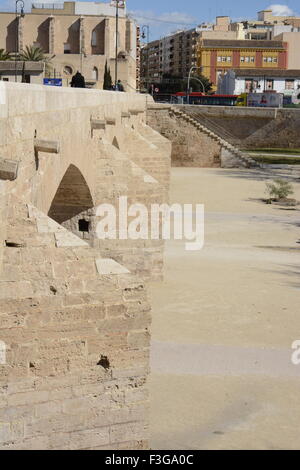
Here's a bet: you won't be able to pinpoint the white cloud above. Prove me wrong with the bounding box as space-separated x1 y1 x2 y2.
267 4 295 16
129 10 198 39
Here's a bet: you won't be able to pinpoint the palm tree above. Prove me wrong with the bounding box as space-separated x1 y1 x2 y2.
19 45 47 62
0 49 11 61
19 45 55 78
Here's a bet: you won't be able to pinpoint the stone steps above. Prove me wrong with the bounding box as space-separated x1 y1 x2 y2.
170 106 260 168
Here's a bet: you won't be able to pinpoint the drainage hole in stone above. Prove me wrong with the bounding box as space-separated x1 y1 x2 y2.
78 219 90 232
97 355 110 370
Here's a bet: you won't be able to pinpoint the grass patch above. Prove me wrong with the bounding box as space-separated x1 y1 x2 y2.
252 155 300 165
246 148 300 155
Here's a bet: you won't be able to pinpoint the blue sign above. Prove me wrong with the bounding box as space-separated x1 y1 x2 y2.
43 78 62 87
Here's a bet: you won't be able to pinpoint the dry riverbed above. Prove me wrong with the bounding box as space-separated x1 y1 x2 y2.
149 167 300 450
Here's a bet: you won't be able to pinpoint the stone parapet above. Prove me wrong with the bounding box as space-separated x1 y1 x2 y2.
0 84 171 450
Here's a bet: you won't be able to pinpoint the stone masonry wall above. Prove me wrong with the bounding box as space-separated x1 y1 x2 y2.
0 83 171 449
179 105 300 149
147 107 221 167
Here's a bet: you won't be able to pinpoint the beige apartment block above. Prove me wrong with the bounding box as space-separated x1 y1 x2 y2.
0 1 138 90
214 16 231 32
141 29 199 85
274 32 300 70
231 9 300 41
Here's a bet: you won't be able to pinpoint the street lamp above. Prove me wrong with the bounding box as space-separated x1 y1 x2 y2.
80 47 87 75
15 0 25 83
141 25 150 91
187 66 205 104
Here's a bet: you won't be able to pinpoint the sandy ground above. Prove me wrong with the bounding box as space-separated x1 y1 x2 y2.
149 166 300 450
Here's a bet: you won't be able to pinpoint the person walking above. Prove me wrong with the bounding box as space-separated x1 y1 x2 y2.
70 71 86 88
116 80 124 92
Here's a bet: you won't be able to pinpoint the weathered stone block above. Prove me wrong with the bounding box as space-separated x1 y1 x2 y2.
0 158 19 181
91 119 106 130
34 140 60 154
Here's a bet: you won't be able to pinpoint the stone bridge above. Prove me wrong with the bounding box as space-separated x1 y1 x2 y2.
0 83 171 449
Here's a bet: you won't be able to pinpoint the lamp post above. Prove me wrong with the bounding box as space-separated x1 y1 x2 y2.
15 0 25 83
187 66 205 104
80 47 87 75
141 25 150 92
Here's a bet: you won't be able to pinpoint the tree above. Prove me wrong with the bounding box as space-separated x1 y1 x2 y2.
183 75 213 94
19 45 54 77
103 61 112 90
0 49 11 61
19 45 47 62
150 73 212 95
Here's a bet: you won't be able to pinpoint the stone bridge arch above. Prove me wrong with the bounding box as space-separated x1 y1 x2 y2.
48 164 94 238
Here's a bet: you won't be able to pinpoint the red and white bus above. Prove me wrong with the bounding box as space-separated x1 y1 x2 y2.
170 92 238 106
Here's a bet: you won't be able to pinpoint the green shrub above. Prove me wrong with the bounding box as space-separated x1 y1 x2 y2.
265 178 294 200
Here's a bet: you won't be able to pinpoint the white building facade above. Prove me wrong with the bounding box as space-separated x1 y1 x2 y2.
219 69 300 97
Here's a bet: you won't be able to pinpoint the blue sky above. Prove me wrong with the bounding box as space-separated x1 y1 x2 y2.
128 1 300 38
1 0 299 39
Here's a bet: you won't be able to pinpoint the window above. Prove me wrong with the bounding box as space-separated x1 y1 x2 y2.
273 57 278 63
64 43 71 54
245 79 259 92
92 67 98 81
245 79 252 91
266 79 274 90
285 79 295 90
64 65 73 75
242 56 255 64
218 56 231 63
267 57 272 63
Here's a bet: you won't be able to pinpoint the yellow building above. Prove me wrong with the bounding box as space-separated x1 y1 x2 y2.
197 39 288 89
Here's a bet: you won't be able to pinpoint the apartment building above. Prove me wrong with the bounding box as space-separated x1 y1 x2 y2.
0 1 138 90
197 39 288 88
274 32 300 70
141 9 300 90
141 28 199 86
231 9 300 40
